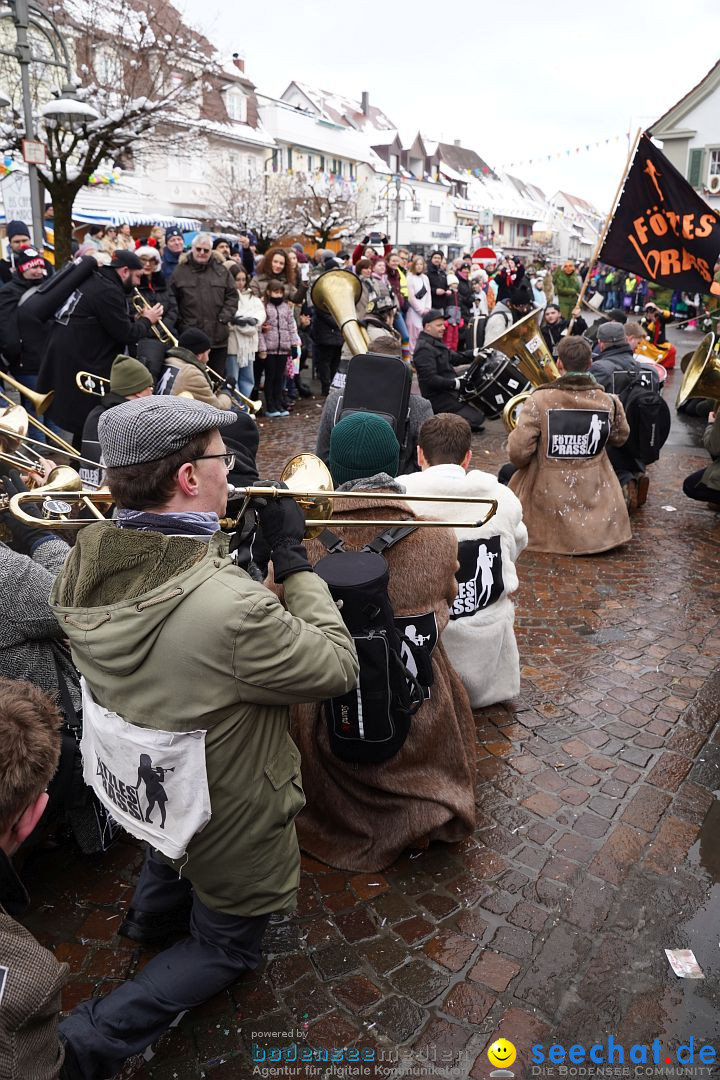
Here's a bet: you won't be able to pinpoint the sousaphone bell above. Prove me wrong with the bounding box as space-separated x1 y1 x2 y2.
676 333 720 409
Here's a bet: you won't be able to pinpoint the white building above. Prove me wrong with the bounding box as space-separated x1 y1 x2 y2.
649 59 720 208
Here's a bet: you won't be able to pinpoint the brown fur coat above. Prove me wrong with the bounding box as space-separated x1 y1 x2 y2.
269 495 476 872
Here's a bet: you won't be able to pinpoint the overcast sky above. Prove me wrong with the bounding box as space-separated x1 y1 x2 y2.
179 0 718 211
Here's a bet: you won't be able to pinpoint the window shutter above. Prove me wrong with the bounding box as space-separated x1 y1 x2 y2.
688 148 704 187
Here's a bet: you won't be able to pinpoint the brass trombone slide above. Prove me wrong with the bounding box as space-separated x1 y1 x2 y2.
0 369 53 414
132 289 178 347
76 371 110 397
227 484 498 530
0 387 78 460
204 368 262 415
0 403 104 477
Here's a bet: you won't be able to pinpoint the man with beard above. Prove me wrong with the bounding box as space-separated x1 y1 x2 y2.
37 250 162 441
540 303 588 353
484 282 535 346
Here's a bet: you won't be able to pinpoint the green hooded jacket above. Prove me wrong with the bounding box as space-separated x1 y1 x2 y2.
50 524 358 916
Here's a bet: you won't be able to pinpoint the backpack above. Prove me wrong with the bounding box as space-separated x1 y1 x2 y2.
313 526 430 764
615 377 671 465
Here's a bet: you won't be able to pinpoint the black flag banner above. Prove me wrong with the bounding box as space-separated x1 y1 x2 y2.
600 134 720 292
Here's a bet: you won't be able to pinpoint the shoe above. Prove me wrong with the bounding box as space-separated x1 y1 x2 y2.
278 410 290 416
265 410 281 418
636 474 650 507
118 903 191 946
622 479 638 512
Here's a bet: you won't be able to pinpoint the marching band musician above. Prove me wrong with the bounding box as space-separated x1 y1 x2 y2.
506 336 632 556
80 355 154 488
540 302 588 353
51 396 358 1078
155 326 233 409
402 414 527 708
412 309 486 431
37 250 163 442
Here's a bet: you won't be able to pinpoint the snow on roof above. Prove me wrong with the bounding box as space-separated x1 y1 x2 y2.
285 82 396 135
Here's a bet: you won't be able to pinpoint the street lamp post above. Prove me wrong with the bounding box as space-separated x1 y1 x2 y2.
0 0 100 248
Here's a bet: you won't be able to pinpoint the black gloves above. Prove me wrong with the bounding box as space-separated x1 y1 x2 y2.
0 469 57 557
256 490 311 583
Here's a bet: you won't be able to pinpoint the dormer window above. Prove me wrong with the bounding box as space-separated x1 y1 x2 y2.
226 88 247 122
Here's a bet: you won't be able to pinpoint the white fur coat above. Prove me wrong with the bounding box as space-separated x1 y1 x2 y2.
401 464 527 708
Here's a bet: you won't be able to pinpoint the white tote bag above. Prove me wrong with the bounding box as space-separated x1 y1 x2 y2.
80 678 211 860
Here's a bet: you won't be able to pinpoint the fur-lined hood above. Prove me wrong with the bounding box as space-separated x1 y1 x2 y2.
177 249 227 268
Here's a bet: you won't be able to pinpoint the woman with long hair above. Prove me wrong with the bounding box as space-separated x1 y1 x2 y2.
250 246 306 304
405 254 431 354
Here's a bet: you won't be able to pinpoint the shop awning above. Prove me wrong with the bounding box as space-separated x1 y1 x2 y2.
70 186 202 229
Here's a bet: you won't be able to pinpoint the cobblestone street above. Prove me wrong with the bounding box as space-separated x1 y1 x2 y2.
24 339 720 1079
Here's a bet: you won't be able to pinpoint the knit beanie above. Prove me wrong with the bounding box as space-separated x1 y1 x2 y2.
109 355 154 397
178 327 212 354
14 247 46 274
165 226 182 242
6 220 30 241
329 412 400 486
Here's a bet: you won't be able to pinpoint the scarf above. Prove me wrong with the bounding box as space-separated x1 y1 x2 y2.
116 509 219 538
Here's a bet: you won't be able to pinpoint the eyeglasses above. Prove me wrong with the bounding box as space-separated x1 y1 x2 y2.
193 247 211 254
193 451 235 472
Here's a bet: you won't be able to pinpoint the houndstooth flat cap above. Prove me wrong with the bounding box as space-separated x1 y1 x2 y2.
99 396 237 467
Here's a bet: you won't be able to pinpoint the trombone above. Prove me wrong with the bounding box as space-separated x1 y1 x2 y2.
5 465 111 523
131 288 178 347
0 403 105 479
0 372 81 460
204 367 262 415
8 453 498 533
76 371 110 397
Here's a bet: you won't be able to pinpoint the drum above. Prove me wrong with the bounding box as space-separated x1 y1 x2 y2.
460 351 531 419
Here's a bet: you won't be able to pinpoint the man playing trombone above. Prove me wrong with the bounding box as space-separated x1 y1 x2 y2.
80 355 154 488
155 327 233 409
50 396 358 1078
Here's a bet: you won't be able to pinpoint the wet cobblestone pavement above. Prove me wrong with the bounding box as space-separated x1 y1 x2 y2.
23 348 720 1079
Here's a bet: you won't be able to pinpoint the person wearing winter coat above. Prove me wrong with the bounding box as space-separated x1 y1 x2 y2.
170 233 238 377
132 245 179 377
427 251 450 311
51 396 358 1077
0 677 67 1080
405 254 432 353
310 267 346 395
269 413 476 873
161 227 184 281
156 327 232 410
80 355 154 488
249 247 306 304
484 282 535 346
316 327 433 476
412 310 485 431
113 223 136 251
37 250 163 438
552 260 582 320
257 280 301 417
0 247 51 388
682 408 720 507
402 413 527 708
508 335 632 555
540 303 588 354
226 266 267 403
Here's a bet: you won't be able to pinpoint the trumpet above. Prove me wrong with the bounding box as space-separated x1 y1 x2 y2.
132 288 178 347
76 371 110 397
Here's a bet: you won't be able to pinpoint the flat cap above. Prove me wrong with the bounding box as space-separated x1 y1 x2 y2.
597 320 626 345
99 396 236 467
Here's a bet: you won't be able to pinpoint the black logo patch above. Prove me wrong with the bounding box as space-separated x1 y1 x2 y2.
547 409 610 458
610 368 656 393
156 366 180 396
395 611 438 700
450 536 504 620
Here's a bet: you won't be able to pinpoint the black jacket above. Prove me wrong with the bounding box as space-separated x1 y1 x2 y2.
456 275 474 321
37 266 153 434
132 271 179 377
541 314 588 352
427 265 449 310
412 331 466 413
0 274 51 375
80 390 125 487
310 307 343 348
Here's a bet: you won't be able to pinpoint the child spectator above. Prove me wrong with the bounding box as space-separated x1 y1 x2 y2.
257 279 301 417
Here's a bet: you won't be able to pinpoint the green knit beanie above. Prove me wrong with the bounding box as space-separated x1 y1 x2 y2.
109 355 154 397
329 412 400 486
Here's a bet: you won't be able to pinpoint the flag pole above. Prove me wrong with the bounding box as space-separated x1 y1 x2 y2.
567 128 644 331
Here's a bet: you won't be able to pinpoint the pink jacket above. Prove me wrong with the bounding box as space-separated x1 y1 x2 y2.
258 300 301 355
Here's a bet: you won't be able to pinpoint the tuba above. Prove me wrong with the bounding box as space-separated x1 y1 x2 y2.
310 269 369 355
489 307 560 385
675 333 720 409
502 391 533 432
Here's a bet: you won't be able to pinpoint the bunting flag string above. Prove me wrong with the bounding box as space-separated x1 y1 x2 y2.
497 133 631 172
